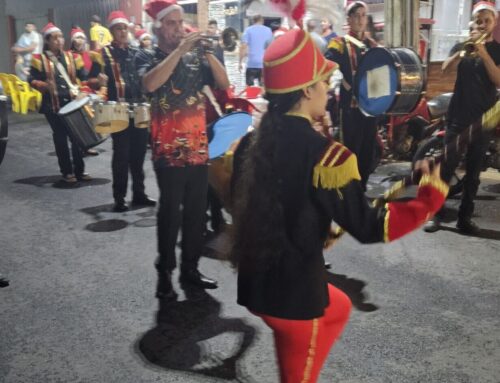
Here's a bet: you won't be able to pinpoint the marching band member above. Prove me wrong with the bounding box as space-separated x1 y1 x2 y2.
231 29 449 383
29 23 91 183
89 11 155 212
135 29 154 54
425 1 500 235
324 1 379 191
136 0 230 299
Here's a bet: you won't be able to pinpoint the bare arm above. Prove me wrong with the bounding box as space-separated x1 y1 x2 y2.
142 32 201 93
442 51 461 73
205 53 230 90
238 42 248 72
11 42 36 54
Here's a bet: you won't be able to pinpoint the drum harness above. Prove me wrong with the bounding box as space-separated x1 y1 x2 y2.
44 51 80 99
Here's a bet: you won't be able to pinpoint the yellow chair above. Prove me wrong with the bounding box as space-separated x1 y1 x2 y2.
0 73 21 113
0 73 20 113
13 76 41 114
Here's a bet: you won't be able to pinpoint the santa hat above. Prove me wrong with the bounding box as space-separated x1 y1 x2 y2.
346 1 367 15
107 10 129 29
135 29 152 41
70 27 86 41
42 22 61 37
144 0 183 28
263 29 337 94
472 1 498 18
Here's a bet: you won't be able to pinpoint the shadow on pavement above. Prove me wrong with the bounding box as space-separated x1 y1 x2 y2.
135 285 257 382
14 175 110 189
438 226 500 240
86 219 129 232
327 272 379 312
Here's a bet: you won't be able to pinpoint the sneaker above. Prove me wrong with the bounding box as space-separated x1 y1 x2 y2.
113 201 129 212
76 173 92 181
456 218 480 236
62 174 77 183
424 217 440 233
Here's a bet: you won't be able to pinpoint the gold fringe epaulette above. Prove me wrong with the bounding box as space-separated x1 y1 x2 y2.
74 54 84 70
31 54 42 72
89 50 104 68
482 101 500 130
418 174 449 198
313 142 361 190
327 37 344 54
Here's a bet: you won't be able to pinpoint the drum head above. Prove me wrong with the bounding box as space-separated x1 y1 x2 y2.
208 112 252 159
354 48 398 116
58 96 90 116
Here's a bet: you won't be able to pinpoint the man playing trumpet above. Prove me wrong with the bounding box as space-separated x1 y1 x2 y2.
425 1 500 235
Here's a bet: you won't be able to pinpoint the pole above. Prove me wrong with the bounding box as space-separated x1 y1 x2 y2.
384 0 420 50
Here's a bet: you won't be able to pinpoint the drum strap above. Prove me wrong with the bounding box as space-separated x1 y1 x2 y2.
103 46 126 100
45 51 79 98
41 53 60 112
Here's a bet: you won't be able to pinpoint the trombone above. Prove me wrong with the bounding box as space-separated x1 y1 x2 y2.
460 32 490 57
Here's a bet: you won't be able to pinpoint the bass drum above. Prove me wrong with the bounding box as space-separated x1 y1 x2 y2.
58 96 108 150
208 112 252 159
354 47 426 116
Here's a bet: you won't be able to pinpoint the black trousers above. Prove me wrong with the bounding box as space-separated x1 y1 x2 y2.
111 122 149 203
245 68 262 86
45 112 84 177
440 122 490 220
155 165 208 273
207 184 225 232
340 107 378 190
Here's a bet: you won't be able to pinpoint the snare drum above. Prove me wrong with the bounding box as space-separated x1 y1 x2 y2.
354 47 425 116
94 101 129 134
58 97 107 150
208 112 253 159
131 103 151 128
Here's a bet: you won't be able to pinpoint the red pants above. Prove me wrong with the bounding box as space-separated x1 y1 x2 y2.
257 284 352 383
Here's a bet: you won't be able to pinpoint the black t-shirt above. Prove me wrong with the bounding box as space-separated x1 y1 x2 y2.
448 41 500 126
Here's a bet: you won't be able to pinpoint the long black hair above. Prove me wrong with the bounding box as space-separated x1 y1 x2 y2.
231 89 304 271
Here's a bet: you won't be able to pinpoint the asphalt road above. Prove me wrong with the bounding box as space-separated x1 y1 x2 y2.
1 112 499 383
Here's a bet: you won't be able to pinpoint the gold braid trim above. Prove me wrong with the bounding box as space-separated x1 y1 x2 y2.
313 153 361 190
301 319 319 383
383 203 390 243
482 100 500 130
327 37 344 54
418 174 449 199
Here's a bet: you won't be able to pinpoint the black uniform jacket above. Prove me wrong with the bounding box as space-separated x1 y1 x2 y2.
88 42 143 103
234 115 448 320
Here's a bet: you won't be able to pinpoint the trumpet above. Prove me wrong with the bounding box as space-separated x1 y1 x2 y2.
461 32 489 57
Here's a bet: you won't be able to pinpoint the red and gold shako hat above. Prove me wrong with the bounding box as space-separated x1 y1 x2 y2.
144 0 183 28
473 1 498 18
70 27 86 41
263 29 337 94
107 10 129 29
42 22 61 37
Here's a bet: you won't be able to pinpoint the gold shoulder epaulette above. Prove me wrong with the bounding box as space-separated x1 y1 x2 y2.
327 37 344 54
89 50 104 67
31 54 42 72
74 54 84 70
313 142 360 190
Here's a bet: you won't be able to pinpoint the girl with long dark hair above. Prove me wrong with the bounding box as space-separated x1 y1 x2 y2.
231 29 449 382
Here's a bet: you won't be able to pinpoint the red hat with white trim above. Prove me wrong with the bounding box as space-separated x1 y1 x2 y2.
263 29 338 94
346 1 367 15
107 10 129 29
42 22 61 37
144 0 183 28
135 29 152 41
472 1 498 18
70 27 86 41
